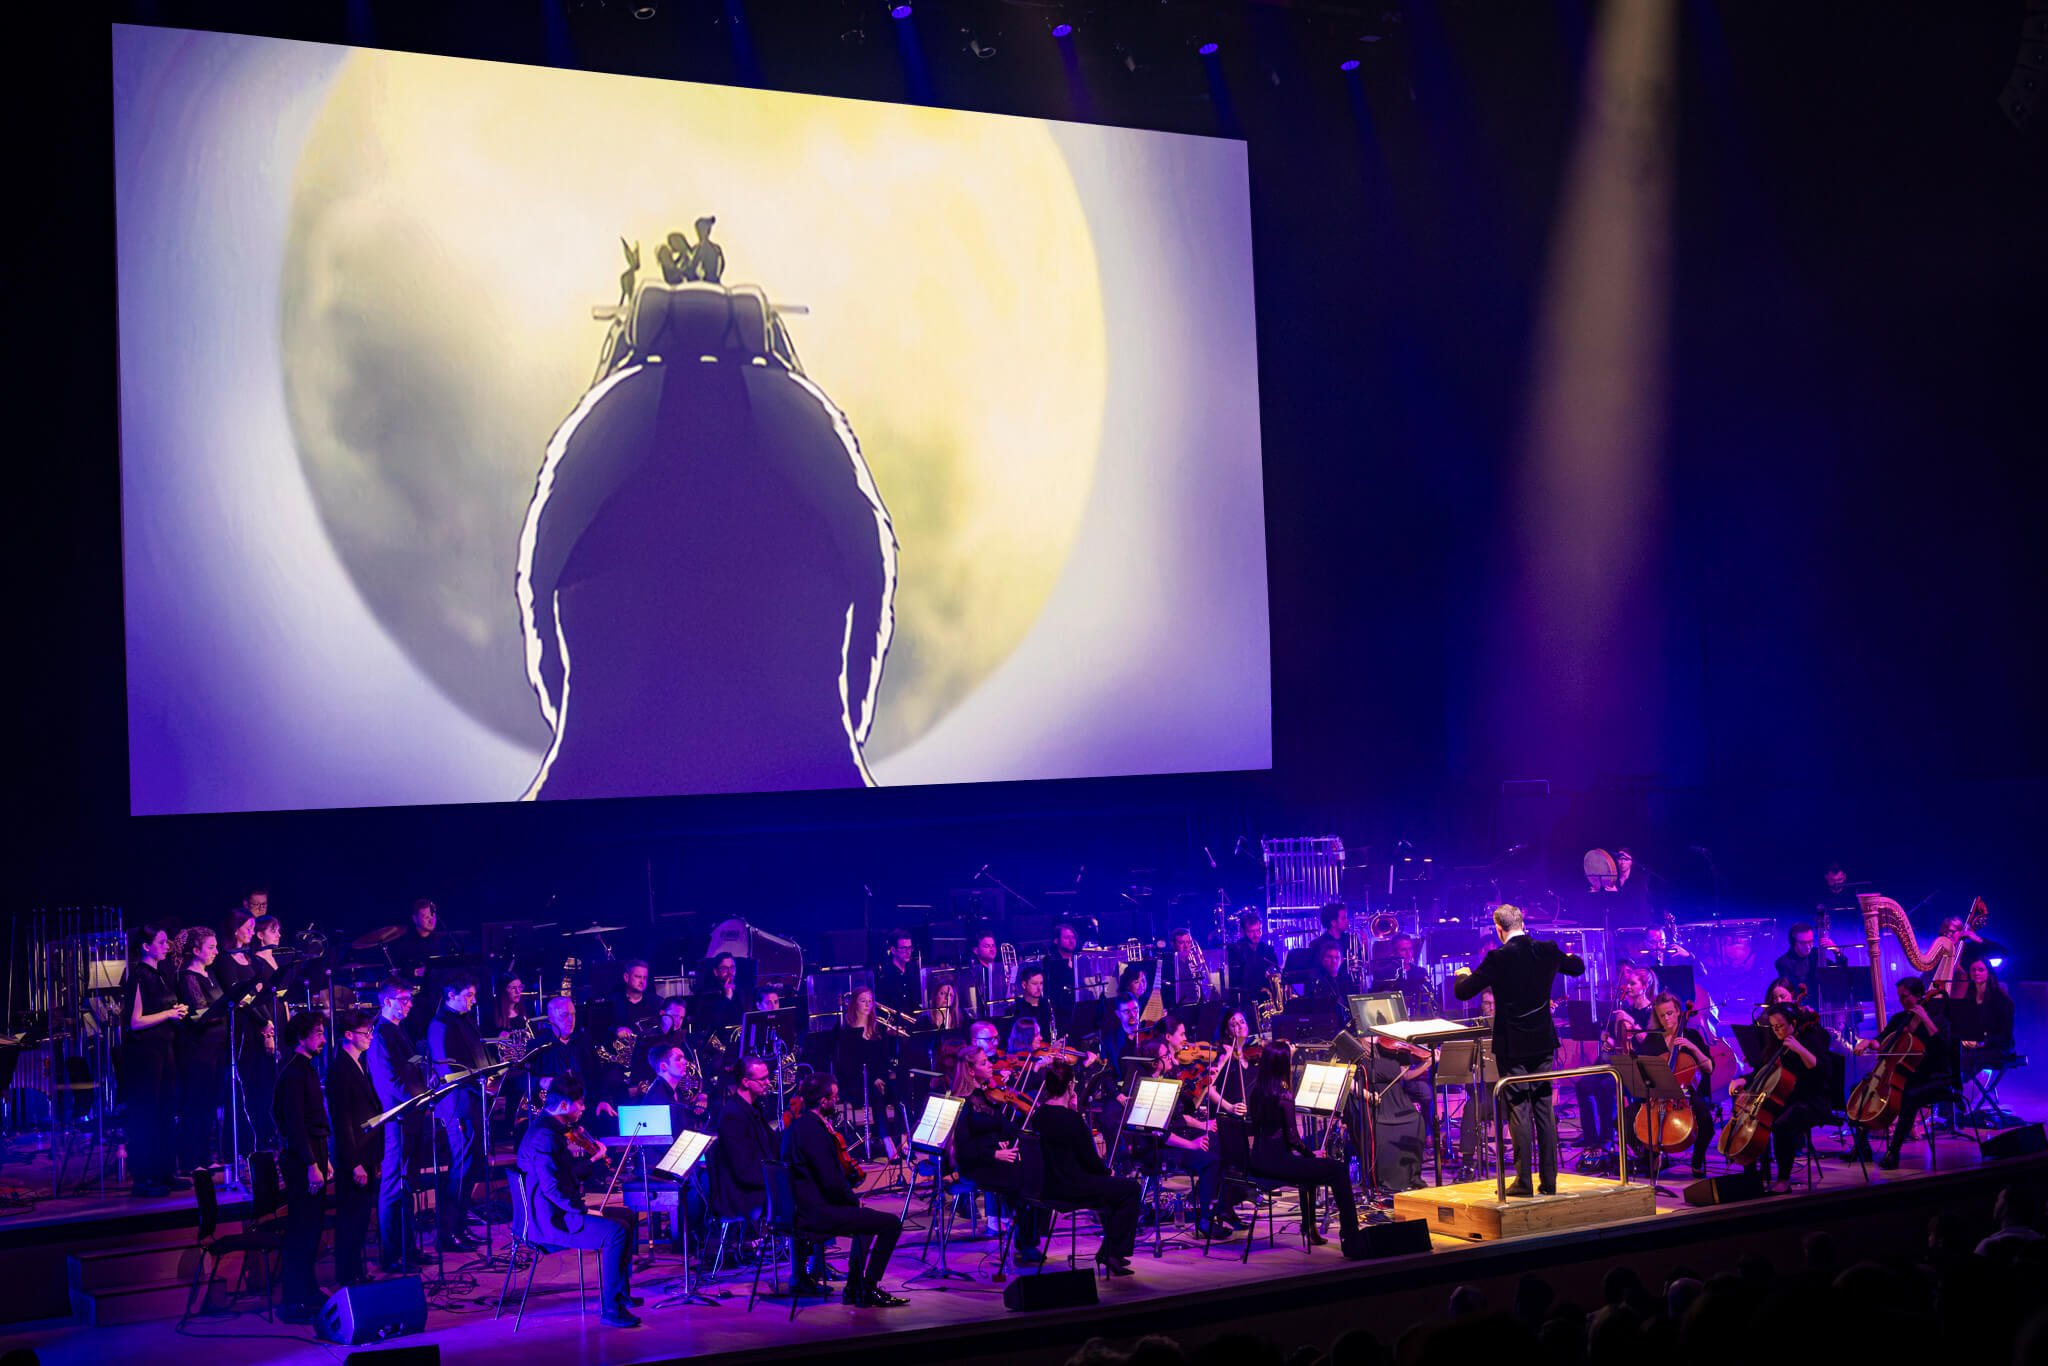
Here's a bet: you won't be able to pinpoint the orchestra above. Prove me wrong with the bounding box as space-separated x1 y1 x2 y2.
99 873 2017 1328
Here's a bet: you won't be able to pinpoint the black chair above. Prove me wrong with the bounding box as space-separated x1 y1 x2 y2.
248 1150 285 1232
495 1163 589 1330
998 1131 1089 1275
749 1160 813 1321
179 1165 282 1327
1209 1115 1303 1263
1965 1051 2025 1125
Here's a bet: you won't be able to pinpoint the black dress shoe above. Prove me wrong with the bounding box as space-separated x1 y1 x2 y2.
1537 1184 1558 1196
1876 1152 1901 1170
866 1289 910 1307
1097 1256 1135 1277
1304 1229 1331 1246
1196 1221 1236 1241
600 1308 641 1328
1504 1183 1535 1199
791 1276 829 1299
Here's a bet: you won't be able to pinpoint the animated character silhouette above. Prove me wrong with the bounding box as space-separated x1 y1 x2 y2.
517 226 895 800
653 216 724 286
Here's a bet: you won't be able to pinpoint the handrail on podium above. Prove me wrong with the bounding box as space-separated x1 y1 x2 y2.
1490 1063 1626 1202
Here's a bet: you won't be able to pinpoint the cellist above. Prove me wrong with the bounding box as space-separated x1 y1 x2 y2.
1729 1003 1832 1194
1851 978 1951 1170
1625 992 1716 1179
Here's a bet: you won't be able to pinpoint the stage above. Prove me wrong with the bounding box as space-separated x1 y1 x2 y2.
5 1104 2043 1365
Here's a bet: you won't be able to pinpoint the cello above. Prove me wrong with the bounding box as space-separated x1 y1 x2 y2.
1844 983 1946 1130
1630 999 1703 1155
1718 1005 1818 1164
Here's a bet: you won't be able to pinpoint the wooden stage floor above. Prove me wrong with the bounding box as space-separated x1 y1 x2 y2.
4 1110 2043 1365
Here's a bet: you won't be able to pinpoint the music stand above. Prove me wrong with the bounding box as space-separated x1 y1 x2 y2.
1436 1039 1498 1179
741 1006 806 1058
1614 1054 1688 1196
1069 998 1107 1043
1294 1062 1352 1115
903 1095 969 1284
1731 1024 1774 1071
652 1130 718 1307
1125 1077 1188 1256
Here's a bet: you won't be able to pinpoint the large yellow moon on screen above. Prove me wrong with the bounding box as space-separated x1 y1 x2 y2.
280 50 1108 766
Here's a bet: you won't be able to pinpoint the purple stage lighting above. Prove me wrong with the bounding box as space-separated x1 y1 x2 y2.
1198 41 1220 56
891 3 912 18
1052 23 1073 39
1340 58 1360 71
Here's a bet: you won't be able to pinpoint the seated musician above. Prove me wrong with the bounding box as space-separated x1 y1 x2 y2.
515 1076 642 1328
784 1073 908 1308
1114 963 1151 1016
1168 927 1214 1007
1030 1060 1143 1276
1364 1034 1431 1193
529 995 621 1125
709 1055 776 1223
1624 992 1716 1178
1227 910 1281 1012
948 1045 1045 1262
1204 1009 1255 1118
1010 965 1056 1042
637 996 691 1088
1100 997 1144 1084
1131 1037 1234 1239
1853 978 1952 1170
1730 1003 1832 1194
1246 1040 1359 1243
601 959 655 1045
696 953 745 1037
646 1041 710 1133
1949 960 2015 1064
1764 977 1799 1006
924 981 965 1034
1305 941 1358 1027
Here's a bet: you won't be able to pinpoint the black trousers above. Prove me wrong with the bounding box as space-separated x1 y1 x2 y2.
177 1045 225 1172
1769 1108 1817 1180
1056 1174 1142 1260
1575 1073 1615 1148
1884 1077 1951 1156
1499 1054 1560 1190
798 1204 902 1290
333 1168 375 1285
961 1162 1042 1250
1166 1146 1224 1218
377 1117 428 1265
124 1039 179 1185
280 1160 327 1309
1253 1152 1359 1232
546 1207 638 1309
434 1095 482 1238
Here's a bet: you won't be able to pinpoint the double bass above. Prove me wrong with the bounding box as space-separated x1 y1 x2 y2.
1718 1006 1817 1164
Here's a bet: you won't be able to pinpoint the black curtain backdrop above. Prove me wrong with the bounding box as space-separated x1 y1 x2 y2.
7 2 2043 961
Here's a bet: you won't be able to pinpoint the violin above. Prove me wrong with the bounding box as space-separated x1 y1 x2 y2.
984 1084 1034 1116
786 1097 865 1185
1173 1043 1219 1067
564 1125 610 1163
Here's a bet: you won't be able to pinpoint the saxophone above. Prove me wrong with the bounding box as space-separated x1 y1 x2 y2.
1181 937 1211 1004
1255 971 1286 1033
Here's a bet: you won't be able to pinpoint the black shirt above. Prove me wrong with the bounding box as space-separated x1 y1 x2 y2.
874 958 923 1017
1226 939 1280 1005
273 1051 332 1168
127 961 182 1052
326 1049 383 1174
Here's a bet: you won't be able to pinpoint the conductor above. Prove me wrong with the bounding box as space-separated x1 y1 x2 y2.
1452 904 1585 1197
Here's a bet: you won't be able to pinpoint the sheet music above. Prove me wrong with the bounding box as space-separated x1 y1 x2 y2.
1127 1077 1181 1131
1294 1061 1350 1113
654 1130 713 1181
1369 1018 1481 1042
912 1094 963 1149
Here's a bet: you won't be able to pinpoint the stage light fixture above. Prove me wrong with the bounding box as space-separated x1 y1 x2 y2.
964 32 999 59
1052 23 1073 39
1340 58 1360 71
631 2 657 17
891 3 912 18
1198 41 1220 56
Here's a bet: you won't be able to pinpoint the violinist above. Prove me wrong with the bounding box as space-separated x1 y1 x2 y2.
515 1076 642 1328
1853 978 1951 1170
1206 1010 1257 1116
1730 1003 1831 1193
1246 1040 1360 1243
1626 992 1715 1178
784 1074 907 1308
948 1045 1045 1263
1031 1061 1143 1276
1131 1037 1234 1240
1365 1035 1432 1193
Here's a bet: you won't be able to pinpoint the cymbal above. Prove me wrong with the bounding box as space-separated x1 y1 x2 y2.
352 926 405 950
569 924 627 936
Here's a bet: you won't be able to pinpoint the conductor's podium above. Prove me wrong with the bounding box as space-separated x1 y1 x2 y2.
1390 1174 1656 1242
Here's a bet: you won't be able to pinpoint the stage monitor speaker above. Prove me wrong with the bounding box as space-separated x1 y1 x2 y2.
319 1275 427 1346
1343 1220 1432 1259
1002 1269 1099 1311
1981 1122 2048 1159
344 1347 440 1365
1682 1170 1765 1207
